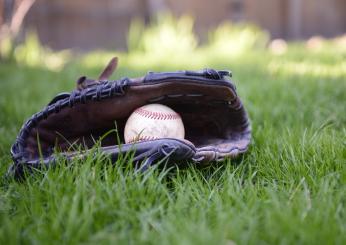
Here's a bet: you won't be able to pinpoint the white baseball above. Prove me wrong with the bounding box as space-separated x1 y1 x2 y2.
124 104 185 143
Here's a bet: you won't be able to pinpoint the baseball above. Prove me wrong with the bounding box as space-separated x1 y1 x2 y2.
124 104 185 143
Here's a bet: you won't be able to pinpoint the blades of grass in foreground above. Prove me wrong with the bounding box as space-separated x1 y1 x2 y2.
0 40 345 244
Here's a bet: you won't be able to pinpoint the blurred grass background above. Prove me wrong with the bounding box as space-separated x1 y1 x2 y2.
0 14 346 245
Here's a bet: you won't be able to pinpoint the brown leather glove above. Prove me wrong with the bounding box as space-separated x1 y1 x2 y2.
9 57 251 178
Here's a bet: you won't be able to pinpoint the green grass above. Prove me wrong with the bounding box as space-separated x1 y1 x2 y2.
0 41 345 245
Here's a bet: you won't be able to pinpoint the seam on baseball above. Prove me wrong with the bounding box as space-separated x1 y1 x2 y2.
134 108 181 120
127 135 159 143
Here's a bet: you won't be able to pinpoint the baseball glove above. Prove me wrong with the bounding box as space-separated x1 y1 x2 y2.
9 57 251 178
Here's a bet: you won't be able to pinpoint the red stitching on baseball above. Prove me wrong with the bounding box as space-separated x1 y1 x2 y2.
127 135 159 143
134 108 181 120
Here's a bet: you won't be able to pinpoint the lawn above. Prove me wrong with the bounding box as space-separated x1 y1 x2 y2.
0 34 345 244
